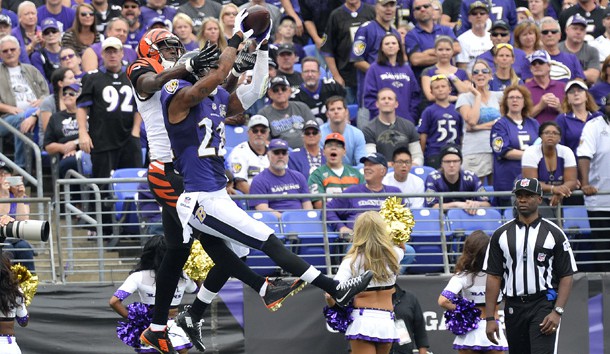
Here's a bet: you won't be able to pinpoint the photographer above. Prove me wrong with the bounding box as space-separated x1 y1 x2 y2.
0 164 35 273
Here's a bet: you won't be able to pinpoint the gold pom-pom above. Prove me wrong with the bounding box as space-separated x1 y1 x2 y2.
379 196 415 245
10 264 38 307
183 240 215 283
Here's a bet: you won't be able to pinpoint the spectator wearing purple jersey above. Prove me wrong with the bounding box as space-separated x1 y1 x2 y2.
589 57 610 112
522 121 579 208
29 18 61 90
424 144 490 213
249 139 313 219
141 0 176 28
405 0 460 78
491 85 540 207
362 88 424 166
326 152 402 233
81 18 136 72
455 0 517 37
526 50 566 125
288 119 325 180
455 1 493 73
556 79 602 157
537 17 585 82
455 60 502 184
351 0 400 124
36 0 74 33
274 43 302 88
488 43 523 92
418 75 463 168
319 95 368 167
558 13 600 85
362 33 420 126
121 0 144 49
290 56 346 123
12 2 41 65
421 36 470 104
172 13 198 52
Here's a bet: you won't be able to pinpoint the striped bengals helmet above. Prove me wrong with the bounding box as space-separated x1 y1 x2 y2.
137 28 185 69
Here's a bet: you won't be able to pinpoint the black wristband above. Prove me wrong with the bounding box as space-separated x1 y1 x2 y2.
227 34 241 49
485 316 496 321
258 42 268 51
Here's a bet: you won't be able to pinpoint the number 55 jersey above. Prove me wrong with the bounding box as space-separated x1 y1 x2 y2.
161 79 230 193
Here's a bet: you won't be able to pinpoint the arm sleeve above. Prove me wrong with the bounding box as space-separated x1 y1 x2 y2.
228 148 249 181
442 275 465 295
350 25 367 63
114 272 139 299
76 73 95 108
550 226 578 276
576 122 596 159
353 129 368 166
297 172 310 203
362 125 376 144
408 67 422 117
308 169 325 196
424 174 440 207
490 120 513 158
571 55 585 80
42 115 59 148
15 295 27 318
483 228 506 276
559 145 576 167
363 66 379 118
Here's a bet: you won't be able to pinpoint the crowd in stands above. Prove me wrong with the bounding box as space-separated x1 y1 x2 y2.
1 0 609 272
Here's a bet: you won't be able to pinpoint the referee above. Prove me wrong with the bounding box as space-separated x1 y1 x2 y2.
483 177 577 354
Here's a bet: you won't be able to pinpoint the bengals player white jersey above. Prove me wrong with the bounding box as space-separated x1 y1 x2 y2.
127 57 173 163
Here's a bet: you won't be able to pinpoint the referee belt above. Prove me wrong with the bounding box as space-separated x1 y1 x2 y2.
506 291 547 303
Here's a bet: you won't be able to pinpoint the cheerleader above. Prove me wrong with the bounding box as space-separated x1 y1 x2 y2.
325 211 404 354
438 230 508 354
0 223 29 354
109 235 197 353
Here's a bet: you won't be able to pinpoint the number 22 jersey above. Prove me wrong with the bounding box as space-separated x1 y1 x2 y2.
161 79 230 193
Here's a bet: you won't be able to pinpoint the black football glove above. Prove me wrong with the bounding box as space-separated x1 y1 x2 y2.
187 41 220 73
232 47 257 75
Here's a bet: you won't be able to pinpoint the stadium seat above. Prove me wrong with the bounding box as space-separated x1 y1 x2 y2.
447 208 503 254
410 165 436 182
561 206 591 236
245 211 283 276
75 150 93 177
225 125 248 148
293 63 302 73
503 207 515 221
347 104 358 123
111 168 147 235
303 44 317 58
282 210 337 270
409 208 446 274
447 208 503 238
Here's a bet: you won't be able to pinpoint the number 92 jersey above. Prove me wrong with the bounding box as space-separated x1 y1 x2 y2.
161 79 230 193
76 69 135 152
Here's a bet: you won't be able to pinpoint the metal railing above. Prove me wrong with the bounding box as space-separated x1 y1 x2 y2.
46 173 610 284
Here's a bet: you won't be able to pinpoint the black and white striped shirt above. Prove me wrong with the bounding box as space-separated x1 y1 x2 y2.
483 217 578 297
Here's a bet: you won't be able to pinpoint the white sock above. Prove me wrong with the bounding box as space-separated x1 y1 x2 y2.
299 266 321 283
197 287 218 304
150 323 166 331
259 280 269 297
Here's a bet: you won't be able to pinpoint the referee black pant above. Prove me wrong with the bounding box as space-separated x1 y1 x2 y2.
505 295 558 354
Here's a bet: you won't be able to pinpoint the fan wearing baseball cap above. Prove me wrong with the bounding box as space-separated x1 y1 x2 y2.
249 139 313 219
288 120 325 180
558 13 601 85
227 115 271 194
326 152 402 234
308 132 364 209
424 144 490 214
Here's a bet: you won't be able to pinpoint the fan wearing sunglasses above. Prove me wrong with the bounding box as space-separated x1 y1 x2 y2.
257 75 316 149
0 35 49 170
30 18 62 92
455 1 493 73
478 19 530 78
250 138 313 219
536 16 584 82
61 3 101 56
456 0 517 36
43 83 80 178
